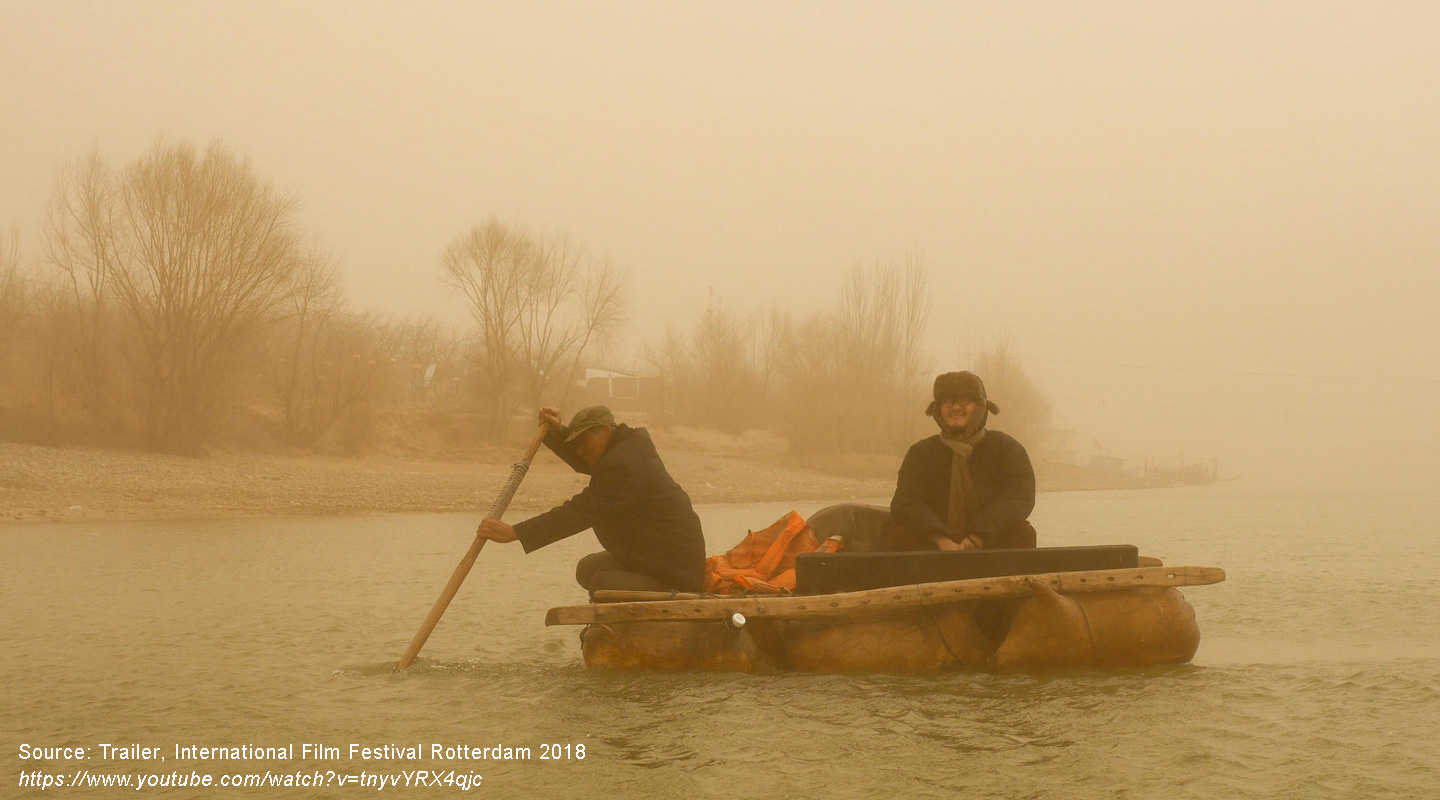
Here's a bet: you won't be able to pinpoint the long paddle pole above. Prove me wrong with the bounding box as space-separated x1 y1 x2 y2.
394 423 550 672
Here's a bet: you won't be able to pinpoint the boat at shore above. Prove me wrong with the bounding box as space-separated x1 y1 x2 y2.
545 563 1225 673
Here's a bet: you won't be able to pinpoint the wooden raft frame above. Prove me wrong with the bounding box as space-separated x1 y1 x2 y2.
545 565 1225 626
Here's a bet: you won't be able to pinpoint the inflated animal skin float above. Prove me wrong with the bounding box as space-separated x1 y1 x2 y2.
545 509 1223 674
548 568 1218 673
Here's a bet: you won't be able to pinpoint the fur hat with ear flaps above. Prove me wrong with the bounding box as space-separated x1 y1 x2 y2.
926 371 1001 433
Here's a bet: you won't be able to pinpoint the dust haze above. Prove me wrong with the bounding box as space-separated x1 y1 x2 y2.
2 1 1437 494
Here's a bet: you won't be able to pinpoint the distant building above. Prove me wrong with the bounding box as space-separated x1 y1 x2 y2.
1032 427 1078 465
1143 456 1219 486
574 367 664 418
1089 453 1126 473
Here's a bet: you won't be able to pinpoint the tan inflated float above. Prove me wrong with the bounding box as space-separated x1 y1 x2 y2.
548 564 1221 673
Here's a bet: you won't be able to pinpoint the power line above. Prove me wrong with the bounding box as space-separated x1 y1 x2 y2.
1021 356 1440 384
924 349 1440 384
1053 393 1434 424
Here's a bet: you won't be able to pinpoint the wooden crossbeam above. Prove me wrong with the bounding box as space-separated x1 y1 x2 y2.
545 566 1225 626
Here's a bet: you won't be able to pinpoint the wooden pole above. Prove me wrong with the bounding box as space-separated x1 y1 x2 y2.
394 424 550 672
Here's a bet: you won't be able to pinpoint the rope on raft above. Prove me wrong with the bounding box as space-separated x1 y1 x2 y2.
486 459 532 520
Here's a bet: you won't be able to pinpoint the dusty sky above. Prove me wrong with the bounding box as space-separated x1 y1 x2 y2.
3 1 1437 489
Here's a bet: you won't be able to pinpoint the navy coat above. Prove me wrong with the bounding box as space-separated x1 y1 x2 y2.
513 424 706 591
889 430 1036 548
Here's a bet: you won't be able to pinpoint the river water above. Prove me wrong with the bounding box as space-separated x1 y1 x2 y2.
3 487 1438 798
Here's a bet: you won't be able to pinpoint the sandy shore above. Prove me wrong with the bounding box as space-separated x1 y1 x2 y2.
0 438 1143 525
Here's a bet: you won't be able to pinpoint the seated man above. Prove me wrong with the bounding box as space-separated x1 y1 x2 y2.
887 371 1037 551
476 406 707 594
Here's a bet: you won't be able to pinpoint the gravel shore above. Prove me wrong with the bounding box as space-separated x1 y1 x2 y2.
0 441 895 524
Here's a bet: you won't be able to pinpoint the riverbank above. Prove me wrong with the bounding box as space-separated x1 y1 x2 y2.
0 439 1141 524
0 441 893 524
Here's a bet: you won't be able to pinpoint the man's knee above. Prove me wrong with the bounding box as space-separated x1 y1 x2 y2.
576 551 622 589
587 570 672 594
809 503 889 553
998 520 1037 549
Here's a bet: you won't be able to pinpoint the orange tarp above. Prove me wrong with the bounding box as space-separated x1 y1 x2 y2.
703 510 842 595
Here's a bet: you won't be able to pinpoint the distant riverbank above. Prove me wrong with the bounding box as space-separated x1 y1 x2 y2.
0 439 1141 525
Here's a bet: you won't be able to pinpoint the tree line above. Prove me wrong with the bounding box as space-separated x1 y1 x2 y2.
0 140 1051 458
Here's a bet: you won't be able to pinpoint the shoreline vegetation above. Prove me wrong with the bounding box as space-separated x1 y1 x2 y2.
1 141 1201 530
1 431 1148 525
2 144 1096 523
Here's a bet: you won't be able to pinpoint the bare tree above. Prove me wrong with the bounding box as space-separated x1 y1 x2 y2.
42 152 119 415
0 226 25 367
639 259 930 453
689 299 758 432
263 245 352 446
388 316 462 406
972 338 1053 448
643 322 691 427
98 140 310 452
296 311 391 453
780 258 931 453
897 254 931 413
514 238 627 410
23 280 78 441
441 218 530 441
441 218 626 441
781 308 848 453
752 301 793 424
834 259 931 450
644 296 763 433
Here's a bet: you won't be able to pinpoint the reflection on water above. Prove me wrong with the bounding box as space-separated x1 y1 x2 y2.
2 488 1439 798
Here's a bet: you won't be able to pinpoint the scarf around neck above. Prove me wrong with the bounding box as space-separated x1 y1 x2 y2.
938 425 985 545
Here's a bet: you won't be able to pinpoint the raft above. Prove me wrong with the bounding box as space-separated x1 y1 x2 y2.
545 564 1225 673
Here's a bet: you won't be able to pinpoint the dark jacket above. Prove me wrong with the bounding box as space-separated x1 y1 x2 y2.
889 430 1036 548
513 424 706 591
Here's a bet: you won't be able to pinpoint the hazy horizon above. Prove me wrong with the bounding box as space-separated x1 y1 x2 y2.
4 1 1437 490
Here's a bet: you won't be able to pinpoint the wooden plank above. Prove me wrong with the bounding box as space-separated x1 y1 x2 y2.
590 590 705 603
795 545 1140 593
588 557 1168 603
544 565 1225 626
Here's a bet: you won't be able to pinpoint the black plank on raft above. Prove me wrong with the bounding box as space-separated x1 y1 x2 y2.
794 545 1139 594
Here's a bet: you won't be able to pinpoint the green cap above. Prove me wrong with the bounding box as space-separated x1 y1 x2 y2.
563 405 616 443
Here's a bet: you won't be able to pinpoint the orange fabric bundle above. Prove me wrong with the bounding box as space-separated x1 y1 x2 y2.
703 510 843 595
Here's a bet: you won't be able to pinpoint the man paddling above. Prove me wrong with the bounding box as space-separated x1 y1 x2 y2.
475 406 707 594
